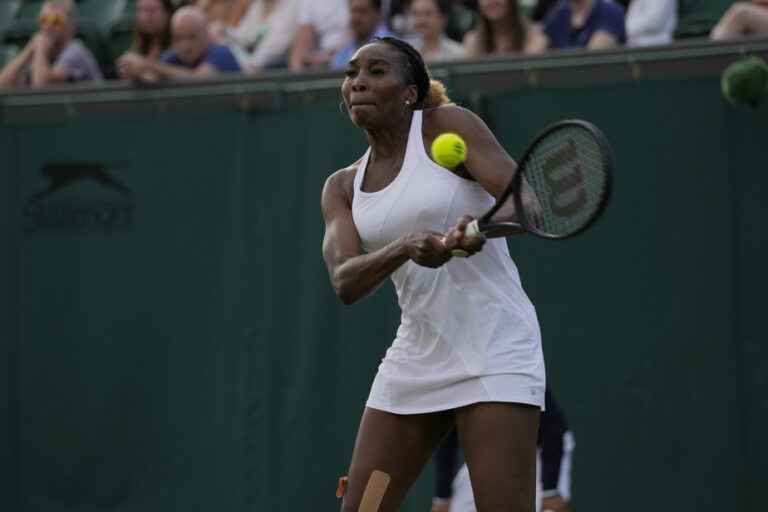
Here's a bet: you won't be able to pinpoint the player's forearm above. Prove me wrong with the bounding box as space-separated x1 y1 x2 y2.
331 237 411 305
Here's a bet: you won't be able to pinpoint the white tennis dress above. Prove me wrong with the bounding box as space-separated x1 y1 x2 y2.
352 110 546 414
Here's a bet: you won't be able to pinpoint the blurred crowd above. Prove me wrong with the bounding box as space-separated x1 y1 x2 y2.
1 0 767 89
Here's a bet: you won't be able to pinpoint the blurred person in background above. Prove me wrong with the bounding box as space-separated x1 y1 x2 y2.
463 0 547 56
538 0 626 50
117 0 175 80
210 0 298 73
205 0 256 38
195 0 235 25
408 0 466 62
711 0 768 41
625 0 676 47
118 5 240 82
331 0 396 70
0 0 102 88
289 0 350 70
431 390 574 512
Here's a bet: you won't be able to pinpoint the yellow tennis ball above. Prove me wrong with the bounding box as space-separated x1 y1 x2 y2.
431 132 467 169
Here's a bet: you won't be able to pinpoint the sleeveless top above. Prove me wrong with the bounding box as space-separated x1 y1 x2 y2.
351 110 545 414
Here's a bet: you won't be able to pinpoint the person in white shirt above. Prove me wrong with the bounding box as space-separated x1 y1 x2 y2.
626 0 677 47
289 0 350 70
211 0 298 72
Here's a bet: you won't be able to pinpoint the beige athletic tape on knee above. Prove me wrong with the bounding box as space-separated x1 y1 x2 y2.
359 470 391 512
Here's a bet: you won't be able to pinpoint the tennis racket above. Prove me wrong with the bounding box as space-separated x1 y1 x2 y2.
452 119 612 257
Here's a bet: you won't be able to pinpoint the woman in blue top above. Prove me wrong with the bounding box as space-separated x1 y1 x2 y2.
541 0 626 50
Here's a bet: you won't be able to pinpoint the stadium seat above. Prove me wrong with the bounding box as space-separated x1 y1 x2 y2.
77 0 128 33
15 0 44 21
0 1 21 35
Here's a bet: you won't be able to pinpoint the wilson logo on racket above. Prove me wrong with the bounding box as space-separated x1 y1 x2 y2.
542 139 587 217
452 119 612 252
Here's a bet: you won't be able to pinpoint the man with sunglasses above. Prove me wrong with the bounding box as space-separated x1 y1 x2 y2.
0 0 102 88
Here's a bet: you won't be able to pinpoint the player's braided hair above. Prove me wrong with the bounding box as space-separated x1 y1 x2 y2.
375 36 451 109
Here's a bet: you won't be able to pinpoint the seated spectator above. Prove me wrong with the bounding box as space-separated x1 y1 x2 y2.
463 0 547 56
0 0 102 88
205 0 253 37
540 0 626 50
118 6 240 82
330 0 396 70
289 0 350 70
211 0 299 73
626 0 676 47
117 0 175 80
408 0 466 62
711 1 768 41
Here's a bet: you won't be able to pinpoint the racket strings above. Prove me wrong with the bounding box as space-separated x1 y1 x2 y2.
515 126 608 237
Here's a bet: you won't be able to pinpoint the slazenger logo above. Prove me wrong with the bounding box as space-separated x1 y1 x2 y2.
23 162 134 233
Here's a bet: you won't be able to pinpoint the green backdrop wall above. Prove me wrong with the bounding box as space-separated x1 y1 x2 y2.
2 48 767 512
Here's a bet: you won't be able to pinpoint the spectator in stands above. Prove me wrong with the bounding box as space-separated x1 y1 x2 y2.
0 0 102 88
330 0 396 70
118 6 240 82
389 0 477 42
626 0 677 47
539 0 626 50
195 0 236 25
289 0 349 70
408 0 466 62
210 0 298 73
117 0 175 80
205 0 255 37
463 0 547 56
711 0 768 41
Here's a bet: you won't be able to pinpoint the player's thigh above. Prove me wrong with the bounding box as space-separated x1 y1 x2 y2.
455 402 540 512
341 406 453 512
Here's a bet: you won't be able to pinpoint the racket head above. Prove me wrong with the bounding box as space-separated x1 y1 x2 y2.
506 119 613 239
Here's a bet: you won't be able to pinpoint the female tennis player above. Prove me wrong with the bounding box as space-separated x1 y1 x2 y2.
321 37 545 511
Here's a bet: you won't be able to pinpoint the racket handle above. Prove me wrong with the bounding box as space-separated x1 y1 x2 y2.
465 219 481 238
448 219 481 258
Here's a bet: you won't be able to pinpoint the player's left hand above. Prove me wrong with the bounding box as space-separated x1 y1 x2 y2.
443 215 485 257
541 495 572 512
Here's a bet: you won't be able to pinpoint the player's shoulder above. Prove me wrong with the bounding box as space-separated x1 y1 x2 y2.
322 158 362 206
423 104 487 138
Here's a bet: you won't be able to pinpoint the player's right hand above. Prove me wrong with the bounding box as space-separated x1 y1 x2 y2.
444 215 486 257
405 232 452 268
